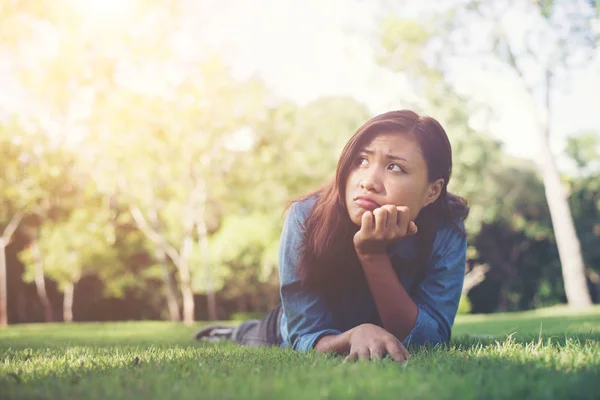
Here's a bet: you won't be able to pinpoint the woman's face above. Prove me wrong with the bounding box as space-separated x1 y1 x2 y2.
344 132 443 226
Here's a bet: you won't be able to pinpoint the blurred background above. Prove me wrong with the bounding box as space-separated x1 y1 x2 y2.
0 0 598 325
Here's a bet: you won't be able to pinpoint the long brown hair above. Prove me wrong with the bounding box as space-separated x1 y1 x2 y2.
293 110 469 297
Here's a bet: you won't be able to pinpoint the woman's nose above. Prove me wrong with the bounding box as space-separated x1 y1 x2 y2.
360 170 383 192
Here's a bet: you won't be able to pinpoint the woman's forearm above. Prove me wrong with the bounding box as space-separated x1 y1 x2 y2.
358 253 418 340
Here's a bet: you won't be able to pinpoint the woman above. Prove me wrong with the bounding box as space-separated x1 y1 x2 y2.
195 110 469 363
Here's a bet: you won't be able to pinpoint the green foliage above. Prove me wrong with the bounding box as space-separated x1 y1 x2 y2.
19 206 122 292
566 132 600 174
535 0 556 19
233 96 371 211
0 122 78 224
207 213 280 287
457 295 472 315
379 17 430 67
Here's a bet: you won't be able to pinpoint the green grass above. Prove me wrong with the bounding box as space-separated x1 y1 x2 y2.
1 306 600 400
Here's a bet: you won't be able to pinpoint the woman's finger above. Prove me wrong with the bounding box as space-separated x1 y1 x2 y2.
398 342 411 361
370 346 386 361
407 220 418 235
382 205 397 231
385 340 407 364
396 206 411 236
357 347 370 361
373 208 387 235
361 211 374 232
344 351 358 363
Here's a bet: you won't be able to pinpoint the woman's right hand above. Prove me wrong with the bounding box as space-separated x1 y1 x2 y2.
345 323 410 364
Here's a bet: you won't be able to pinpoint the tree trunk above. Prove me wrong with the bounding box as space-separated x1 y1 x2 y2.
63 282 74 323
179 232 195 325
31 240 53 322
16 289 27 323
196 190 217 321
0 213 22 327
236 296 248 313
0 240 7 327
462 264 490 296
131 204 187 322
156 245 181 321
540 141 591 307
538 72 592 308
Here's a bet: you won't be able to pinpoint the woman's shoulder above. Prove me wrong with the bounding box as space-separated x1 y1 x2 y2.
431 215 467 261
288 196 319 222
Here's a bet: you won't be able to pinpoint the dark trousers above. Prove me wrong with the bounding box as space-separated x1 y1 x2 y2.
231 304 283 347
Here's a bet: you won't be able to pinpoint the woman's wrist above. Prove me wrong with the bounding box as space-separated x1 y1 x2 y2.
314 331 352 354
356 251 390 266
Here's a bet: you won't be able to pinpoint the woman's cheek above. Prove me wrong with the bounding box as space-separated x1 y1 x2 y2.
410 206 420 221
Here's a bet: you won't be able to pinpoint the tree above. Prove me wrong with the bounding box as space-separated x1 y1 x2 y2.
87 57 269 324
208 213 281 312
1 0 271 323
473 158 559 310
378 0 598 307
0 121 76 325
0 0 99 325
0 124 27 326
19 205 121 322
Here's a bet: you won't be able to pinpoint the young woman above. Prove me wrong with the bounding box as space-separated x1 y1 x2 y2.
195 110 469 363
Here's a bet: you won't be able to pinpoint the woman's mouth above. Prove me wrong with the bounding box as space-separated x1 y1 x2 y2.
354 196 380 211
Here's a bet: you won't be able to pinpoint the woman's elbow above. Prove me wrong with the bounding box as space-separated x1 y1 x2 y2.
403 325 450 348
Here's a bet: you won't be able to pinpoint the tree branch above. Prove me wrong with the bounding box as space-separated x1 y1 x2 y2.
129 205 181 266
1 213 23 242
463 264 490 295
495 20 531 91
469 0 536 96
544 69 552 139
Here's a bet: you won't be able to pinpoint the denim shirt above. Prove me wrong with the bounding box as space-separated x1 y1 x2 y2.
278 196 466 352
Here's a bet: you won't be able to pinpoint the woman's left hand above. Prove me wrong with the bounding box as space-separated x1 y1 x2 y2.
353 205 418 257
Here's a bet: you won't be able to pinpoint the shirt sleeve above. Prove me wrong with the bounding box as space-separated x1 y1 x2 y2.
402 222 467 347
279 202 342 352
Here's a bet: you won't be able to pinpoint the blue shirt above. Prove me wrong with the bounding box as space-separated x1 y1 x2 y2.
278 196 466 352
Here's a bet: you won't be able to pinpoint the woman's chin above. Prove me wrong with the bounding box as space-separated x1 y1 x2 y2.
348 209 365 226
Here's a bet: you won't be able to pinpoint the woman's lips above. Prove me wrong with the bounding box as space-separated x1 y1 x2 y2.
354 198 380 211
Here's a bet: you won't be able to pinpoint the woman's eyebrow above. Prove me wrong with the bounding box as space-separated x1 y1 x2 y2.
362 148 409 163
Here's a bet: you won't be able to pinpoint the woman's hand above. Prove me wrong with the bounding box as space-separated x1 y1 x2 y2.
345 323 410 363
353 205 418 256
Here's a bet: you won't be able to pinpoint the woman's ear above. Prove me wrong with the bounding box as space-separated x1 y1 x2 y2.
424 179 444 207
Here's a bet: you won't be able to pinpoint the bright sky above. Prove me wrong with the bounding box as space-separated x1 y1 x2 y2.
196 0 600 170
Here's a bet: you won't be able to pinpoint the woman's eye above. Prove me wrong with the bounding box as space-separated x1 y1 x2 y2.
389 163 404 172
358 157 368 166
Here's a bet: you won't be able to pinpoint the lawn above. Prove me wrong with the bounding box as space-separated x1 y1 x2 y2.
1 306 599 400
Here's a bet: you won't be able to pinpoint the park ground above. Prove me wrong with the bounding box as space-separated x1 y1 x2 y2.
1 306 600 400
